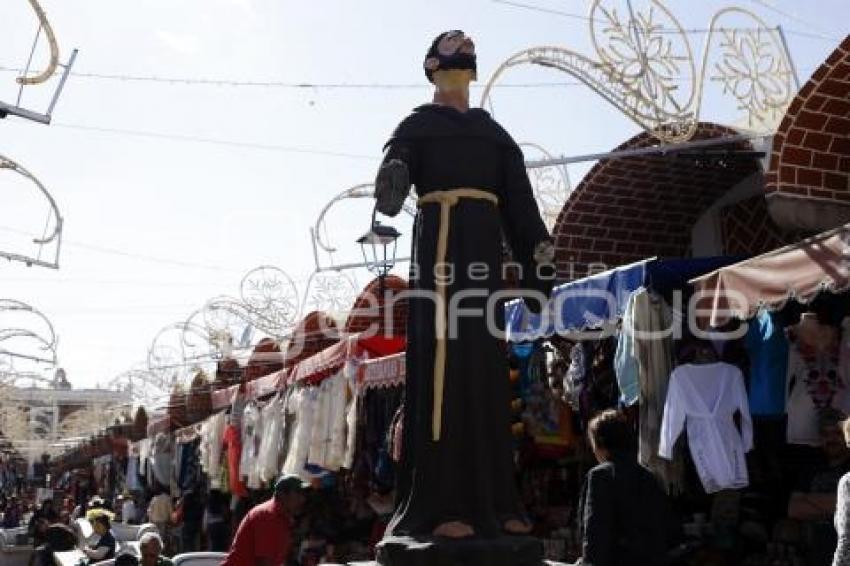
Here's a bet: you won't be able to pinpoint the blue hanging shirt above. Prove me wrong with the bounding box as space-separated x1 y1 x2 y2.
745 310 789 416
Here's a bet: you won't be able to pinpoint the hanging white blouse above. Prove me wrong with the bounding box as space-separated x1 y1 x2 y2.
308 380 332 468
343 360 361 470
257 394 285 484
343 391 359 470
282 387 317 480
325 371 352 471
200 411 226 488
659 362 753 494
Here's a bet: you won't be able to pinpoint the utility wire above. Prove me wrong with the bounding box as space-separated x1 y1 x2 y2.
745 0 844 40
0 224 245 273
50 122 378 160
0 65 635 89
491 0 843 41
0 54 821 90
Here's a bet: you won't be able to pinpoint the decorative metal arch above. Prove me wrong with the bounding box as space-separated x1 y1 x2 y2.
15 0 59 86
240 266 300 337
481 0 797 143
147 320 216 389
519 142 572 231
142 265 304 392
0 299 58 374
0 0 78 124
310 183 416 272
0 154 63 269
190 297 251 348
300 270 359 319
107 366 170 408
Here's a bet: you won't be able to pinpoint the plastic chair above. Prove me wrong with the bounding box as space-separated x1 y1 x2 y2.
111 522 158 542
0 527 33 566
171 551 227 565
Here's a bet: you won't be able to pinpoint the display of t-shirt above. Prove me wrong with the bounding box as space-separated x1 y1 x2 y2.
745 310 789 416
659 362 753 494
786 338 847 446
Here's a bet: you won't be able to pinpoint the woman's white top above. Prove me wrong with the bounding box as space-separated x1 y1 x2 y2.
659 362 753 493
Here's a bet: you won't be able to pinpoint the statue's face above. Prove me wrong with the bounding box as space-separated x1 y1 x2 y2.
424 30 477 82
436 31 475 59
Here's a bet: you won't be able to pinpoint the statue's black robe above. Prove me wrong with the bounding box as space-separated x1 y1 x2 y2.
382 104 553 538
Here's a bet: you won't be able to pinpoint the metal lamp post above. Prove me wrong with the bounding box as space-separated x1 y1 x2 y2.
356 206 401 294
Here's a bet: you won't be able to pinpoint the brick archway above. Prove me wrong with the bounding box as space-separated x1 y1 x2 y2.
552 123 761 281
766 36 850 231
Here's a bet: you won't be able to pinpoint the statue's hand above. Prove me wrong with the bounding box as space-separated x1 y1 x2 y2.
533 240 555 266
375 158 410 217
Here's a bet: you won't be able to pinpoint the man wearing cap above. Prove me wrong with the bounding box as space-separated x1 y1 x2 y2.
222 475 309 566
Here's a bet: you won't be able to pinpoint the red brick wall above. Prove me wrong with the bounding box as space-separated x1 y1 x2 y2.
552 123 759 281
720 196 803 256
284 311 340 368
766 36 850 202
344 275 408 337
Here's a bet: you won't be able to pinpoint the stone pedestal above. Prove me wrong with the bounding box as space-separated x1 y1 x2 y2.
375 534 543 566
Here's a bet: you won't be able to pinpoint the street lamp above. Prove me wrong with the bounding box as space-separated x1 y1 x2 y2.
357 206 401 291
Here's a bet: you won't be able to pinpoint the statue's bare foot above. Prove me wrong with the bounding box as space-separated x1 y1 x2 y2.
433 521 475 538
503 518 532 535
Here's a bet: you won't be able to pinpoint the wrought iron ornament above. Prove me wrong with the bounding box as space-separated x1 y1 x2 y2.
0 154 63 269
482 0 798 142
519 143 572 231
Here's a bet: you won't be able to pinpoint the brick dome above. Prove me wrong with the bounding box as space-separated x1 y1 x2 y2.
344 275 408 337
766 35 850 231
284 311 340 368
243 337 284 382
552 122 762 281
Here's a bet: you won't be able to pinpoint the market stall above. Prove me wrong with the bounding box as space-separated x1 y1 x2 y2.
504 256 740 342
681 224 850 564
691 223 850 327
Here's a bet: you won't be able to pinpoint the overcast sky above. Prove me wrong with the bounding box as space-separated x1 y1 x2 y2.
0 0 846 392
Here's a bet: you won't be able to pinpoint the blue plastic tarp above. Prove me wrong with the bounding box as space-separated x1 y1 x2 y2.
504 256 740 342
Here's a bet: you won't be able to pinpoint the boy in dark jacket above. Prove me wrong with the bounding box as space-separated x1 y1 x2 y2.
577 410 673 566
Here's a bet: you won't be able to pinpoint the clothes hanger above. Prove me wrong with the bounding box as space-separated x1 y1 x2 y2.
691 341 718 365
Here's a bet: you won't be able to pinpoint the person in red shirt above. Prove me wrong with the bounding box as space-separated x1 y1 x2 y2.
222 475 309 566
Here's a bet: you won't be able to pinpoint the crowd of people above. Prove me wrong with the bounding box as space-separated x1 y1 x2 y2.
1 470 342 565
5 405 850 564
1 488 175 564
